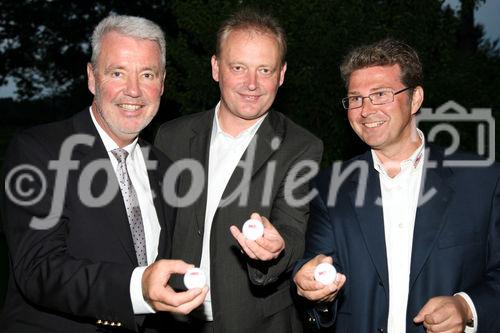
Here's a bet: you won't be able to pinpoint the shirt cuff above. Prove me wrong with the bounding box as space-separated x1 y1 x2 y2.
130 266 156 314
455 292 478 333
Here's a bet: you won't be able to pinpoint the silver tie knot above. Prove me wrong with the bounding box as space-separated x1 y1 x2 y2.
111 148 129 163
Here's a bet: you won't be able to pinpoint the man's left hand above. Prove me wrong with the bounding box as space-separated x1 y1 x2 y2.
413 295 473 333
230 212 285 261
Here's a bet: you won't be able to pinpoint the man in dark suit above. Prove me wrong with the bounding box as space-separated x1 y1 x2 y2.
0 15 207 333
294 38 500 333
155 8 322 333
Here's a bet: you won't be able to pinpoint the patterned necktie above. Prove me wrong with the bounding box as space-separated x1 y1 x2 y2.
111 148 148 266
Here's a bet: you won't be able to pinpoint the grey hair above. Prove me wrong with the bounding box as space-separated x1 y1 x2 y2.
91 14 166 71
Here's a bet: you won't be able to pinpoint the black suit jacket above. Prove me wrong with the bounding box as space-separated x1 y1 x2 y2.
0 110 174 333
155 109 323 332
298 146 500 332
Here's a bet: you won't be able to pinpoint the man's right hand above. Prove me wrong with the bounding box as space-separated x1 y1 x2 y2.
293 255 346 303
142 259 208 314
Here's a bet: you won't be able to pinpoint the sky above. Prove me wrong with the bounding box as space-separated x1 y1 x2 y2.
1 0 499 99
444 0 500 42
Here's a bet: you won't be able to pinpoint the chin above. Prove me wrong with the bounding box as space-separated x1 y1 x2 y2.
231 111 259 120
243 114 263 120
245 108 269 118
117 126 143 136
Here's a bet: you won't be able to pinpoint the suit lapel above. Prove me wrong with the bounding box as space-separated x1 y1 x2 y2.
248 111 284 178
189 110 213 232
351 152 389 291
409 147 453 289
72 110 138 265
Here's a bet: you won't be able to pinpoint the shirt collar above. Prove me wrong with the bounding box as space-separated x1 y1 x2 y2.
212 101 267 139
372 129 425 176
89 107 138 158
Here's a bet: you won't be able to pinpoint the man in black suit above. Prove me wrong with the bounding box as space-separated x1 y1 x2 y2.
294 38 500 333
1 15 207 333
155 8 322 333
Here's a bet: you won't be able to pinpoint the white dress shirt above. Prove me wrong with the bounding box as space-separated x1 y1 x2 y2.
197 102 266 320
90 107 160 314
372 130 477 333
373 134 424 333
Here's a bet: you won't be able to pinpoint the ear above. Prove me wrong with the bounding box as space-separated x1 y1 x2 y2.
87 63 96 95
211 55 220 82
410 86 424 115
160 70 166 95
278 62 287 87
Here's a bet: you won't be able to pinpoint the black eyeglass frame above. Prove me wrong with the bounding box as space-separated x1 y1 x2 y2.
341 87 413 110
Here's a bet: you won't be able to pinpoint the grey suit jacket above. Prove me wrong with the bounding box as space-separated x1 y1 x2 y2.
155 109 323 332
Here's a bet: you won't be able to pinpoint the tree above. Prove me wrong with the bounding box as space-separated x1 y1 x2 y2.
1 0 499 162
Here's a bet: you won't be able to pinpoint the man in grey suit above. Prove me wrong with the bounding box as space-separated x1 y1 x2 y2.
155 7 322 333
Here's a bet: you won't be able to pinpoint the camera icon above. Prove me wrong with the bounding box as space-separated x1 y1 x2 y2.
416 100 495 167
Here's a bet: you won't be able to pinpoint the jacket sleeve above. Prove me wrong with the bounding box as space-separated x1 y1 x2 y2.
294 177 342 329
247 138 323 285
465 171 500 332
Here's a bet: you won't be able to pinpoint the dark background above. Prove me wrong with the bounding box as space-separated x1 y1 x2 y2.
1 0 499 312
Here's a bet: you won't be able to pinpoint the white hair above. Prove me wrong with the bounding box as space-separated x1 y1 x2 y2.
91 14 166 70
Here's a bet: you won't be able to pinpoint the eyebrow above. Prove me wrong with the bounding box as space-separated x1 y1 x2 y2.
228 61 276 68
103 65 161 74
103 65 125 73
348 86 392 95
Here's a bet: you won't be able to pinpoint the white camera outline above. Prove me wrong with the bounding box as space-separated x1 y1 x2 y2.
416 100 495 167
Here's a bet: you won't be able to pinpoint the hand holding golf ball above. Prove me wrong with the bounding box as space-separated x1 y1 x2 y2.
294 255 346 302
242 218 264 240
229 213 285 261
314 262 337 285
183 268 207 289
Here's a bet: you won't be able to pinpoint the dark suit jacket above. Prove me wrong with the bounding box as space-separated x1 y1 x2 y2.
0 110 174 333
298 146 500 332
155 109 323 332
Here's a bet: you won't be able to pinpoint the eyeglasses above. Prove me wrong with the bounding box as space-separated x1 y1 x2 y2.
341 87 413 110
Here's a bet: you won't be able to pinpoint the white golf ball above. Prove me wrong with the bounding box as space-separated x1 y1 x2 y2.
314 263 337 285
183 268 206 289
242 218 264 240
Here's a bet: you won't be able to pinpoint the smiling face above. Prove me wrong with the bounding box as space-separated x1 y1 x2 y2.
211 29 286 135
347 64 423 160
87 31 165 147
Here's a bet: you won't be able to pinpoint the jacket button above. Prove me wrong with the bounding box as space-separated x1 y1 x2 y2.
377 328 385 333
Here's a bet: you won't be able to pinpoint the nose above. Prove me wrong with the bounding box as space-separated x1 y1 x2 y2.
124 75 141 97
360 97 376 118
246 71 257 91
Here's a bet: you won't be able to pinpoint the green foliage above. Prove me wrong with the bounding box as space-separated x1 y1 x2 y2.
0 0 499 163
